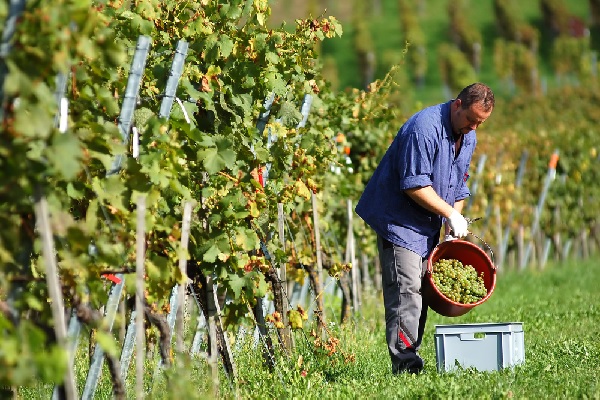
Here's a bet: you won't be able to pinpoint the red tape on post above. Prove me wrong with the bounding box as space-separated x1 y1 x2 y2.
102 274 122 284
548 153 559 169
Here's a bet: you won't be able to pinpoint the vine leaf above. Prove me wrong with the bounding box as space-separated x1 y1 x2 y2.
198 136 236 174
202 244 220 263
47 133 82 180
227 273 246 299
218 35 234 58
95 331 119 357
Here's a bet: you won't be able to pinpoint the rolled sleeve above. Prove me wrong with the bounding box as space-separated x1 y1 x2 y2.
397 125 436 190
401 174 433 190
455 184 470 202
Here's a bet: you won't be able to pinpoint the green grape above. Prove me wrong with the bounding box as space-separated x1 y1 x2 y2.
431 258 487 304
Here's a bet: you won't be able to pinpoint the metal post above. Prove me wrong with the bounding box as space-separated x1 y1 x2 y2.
35 192 78 400
499 151 528 267
0 0 27 122
522 150 559 268
82 35 151 400
159 41 189 119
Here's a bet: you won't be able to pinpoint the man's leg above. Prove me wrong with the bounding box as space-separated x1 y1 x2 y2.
377 236 427 374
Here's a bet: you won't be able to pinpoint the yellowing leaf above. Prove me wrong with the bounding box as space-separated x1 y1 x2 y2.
294 180 311 200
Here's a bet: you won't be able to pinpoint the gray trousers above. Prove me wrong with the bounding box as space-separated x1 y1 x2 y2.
377 235 429 370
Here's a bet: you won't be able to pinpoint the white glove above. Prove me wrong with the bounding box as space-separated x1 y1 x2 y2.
444 234 457 242
447 209 469 238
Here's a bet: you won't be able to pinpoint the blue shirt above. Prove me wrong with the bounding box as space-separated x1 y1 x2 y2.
355 101 476 258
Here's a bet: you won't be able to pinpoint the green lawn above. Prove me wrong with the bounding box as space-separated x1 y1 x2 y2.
22 256 599 399
224 258 600 399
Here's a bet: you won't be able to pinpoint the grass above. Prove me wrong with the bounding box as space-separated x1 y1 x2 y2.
19 257 600 399
226 257 600 399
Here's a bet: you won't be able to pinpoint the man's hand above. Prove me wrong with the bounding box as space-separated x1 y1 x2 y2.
447 209 469 238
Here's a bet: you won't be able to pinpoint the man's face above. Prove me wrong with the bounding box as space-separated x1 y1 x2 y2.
451 99 493 136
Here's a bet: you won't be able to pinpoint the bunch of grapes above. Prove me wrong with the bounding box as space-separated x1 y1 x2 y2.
431 258 487 304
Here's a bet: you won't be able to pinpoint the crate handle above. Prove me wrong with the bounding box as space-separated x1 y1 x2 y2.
460 332 487 341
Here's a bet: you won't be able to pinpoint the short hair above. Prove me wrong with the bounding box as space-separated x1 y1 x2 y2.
456 83 495 112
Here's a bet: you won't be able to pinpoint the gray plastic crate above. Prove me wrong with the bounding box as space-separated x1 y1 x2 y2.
434 322 525 372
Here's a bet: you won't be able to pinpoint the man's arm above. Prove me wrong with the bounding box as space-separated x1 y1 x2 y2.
405 186 455 218
405 186 468 237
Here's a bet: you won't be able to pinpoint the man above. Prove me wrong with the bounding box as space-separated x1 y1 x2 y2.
355 83 495 374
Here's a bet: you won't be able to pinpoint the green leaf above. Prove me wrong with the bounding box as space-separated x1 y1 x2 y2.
254 33 268 52
66 182 85 200
46 133 82 180
228 273 247 299
242 76 255 88
95 331 119 357
255 275 268 298
202 244 220 263
198 147 222 174
13 105 54 139
226 4 243 19
85 199 99 233
24 293 45 311
219 35 235 58
34 344 67 383
218 148 236 167
103 175 127 198
234 226 259 250
265 51 279 65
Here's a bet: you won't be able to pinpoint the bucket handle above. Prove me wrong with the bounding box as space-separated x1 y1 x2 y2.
468 231 496 269
428 232 496 274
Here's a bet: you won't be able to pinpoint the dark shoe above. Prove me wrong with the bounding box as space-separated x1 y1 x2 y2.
392 357 424 375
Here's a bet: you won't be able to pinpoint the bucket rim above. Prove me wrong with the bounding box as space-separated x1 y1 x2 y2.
427 237 496 274
426 239 497 308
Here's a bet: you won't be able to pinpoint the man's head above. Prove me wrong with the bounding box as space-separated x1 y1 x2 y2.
450 83 495 136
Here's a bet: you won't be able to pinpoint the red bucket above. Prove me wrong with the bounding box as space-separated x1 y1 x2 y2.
424 238 496 317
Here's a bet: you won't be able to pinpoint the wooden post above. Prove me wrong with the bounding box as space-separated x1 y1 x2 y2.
311 192 326 335
523 150 559 268
253 297 274 370
494 204 503 269
541 238 552 268
517 225 525 270
135 195 146 399
361 253 371 290
34 190 78 400
463 154 487 213
500 151 528 267
277 203 291 350
581 229 590 259
176 201 193 353
373 253 382 291
206 275 219 394
553 205 562 262
346 200 359 311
